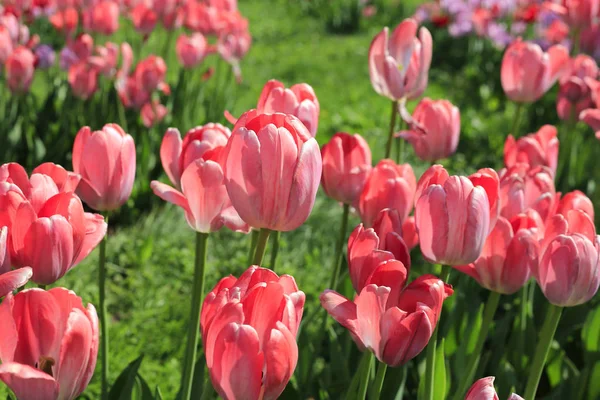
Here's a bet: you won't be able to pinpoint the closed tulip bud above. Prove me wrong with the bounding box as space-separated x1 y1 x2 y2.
176 33 209 69
504 125 559 176
348 209 412 294
49 7 79 37
68 62 99 100
0 288 98 400
398 97 460 162
5 46 35 93
414 165 500 265
72 124 136 211
321 270 452 367
223 110 322 232
201 266 304 400
358 160 416 227
499 164 556 221
134 55 167 93
369 18 433 101
455 217 538 294
465 377 524 400
89 0 119 35
580 108 600 139
321 132 372 205
501 39 569 103
131 4 158 36
556 190 595 219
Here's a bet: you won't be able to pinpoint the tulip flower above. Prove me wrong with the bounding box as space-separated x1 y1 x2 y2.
397 97 460 162
368 18 433 101
223 110 322 232
49 7 79 37
321 264 453 367
217 30 252 83
68 62 99 100
556 190 594 219
321 132 372 205
0 226 32 298
176 33 210 69
499 164 556 221
201 266 305 400
501 39 569 103
131 3 158 36
556 55 598 121
580 108 600 139
466 377 524 400
358 160 416 227
134 56 167 93
5 46 35 93
544 0 600 29
0 26 13 64
0 288 98 400
504 125 559 176
414 165 499 265
88 0 119 35
72 124 136 212
141 100 168 128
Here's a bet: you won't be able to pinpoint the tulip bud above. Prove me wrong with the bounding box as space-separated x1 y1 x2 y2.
5 46 35 93
504 125 559 176
176 33 210 69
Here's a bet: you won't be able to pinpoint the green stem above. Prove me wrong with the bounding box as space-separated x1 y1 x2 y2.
511 102 523 138
517 281 531 371
329 204 350 290
371 362 388 400
37 284 47 290
523 304 564 400
99 217 109 400
452 291 502 400
246 230 259 266
357 352 374 400
269 231 281 272
180 232 209 400
384 100 398 159
252 228 272 266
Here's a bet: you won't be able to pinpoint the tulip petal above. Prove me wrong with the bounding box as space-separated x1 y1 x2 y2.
0 267 32 298
160 128 183 187
263 322 298 400
0 362 59 400
73 213 107 266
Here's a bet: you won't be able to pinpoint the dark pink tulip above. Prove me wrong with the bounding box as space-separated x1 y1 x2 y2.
131 3 158 36
223 110 322 232
398 97 460 162
49 7 79 37
535 210 600 306
72 124 136 211
414 165 500 265
504 125 559 176
321 270 452 367
159 124 231 189
321 132 372 205
201 266 304 400
556 190 595 219
454 217 538 294
176 33 209 69
501 39 569 103
465 377 524 400
5 46 35 93
358 159 416 227
0 288 98 400
348 209 412 294
556 55 598 121
88 0 119 35
580 108 600 139
499 164 556 221
368 18 432 101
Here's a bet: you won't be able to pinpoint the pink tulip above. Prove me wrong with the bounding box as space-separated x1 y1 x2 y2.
414 165 500 265
134 55 167 93
556 190 595 219
501 39 569 103
503 125 559 176
580 108 600 139
321 132 372 205
0 26 13 64
72 124 136 211
556 55 598 121
88 0 119 35
368 18 433 101
68 62 99 100
223 110 322 232
5 46 35 93
398 97 461 162
89 42 119 78
465 377 524 400
176 33 210 69
348 209 413 294
545 0 600 29
0 226 32 298
454 216 538 294
201 266 304 400
321 268 452 367
49 7 79 37
131 3 158 36
358 160 416 227
217 29 252 83
0 288 98 400
499 164 556 221
535 210 600 306
140 100 168 128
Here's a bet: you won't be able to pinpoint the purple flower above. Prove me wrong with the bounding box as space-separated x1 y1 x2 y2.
35 44 56 69
59 47 78 70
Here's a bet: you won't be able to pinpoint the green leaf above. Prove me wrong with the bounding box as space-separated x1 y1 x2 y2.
190 354 208 399
435 339 448 400
154 387 163 400
108 355 145 400
582 306 600 354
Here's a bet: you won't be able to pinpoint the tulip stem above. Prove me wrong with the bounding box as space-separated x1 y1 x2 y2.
511 102 523 137
180 232 209 400
252 228 272 266
371 362 388 400
269 231 281 272
452 291 502 400
523 304 563 400
396 118 405 164
329 204 350 290
247 230 259 266
99 217 109 400
357 352 374 400
385 100 399 159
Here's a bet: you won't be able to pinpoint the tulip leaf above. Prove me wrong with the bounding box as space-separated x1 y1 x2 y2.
154 387 163 400
190 354 209 399
132 374 154 400
109 355 145 400
582 306 600 355
435 339 448 400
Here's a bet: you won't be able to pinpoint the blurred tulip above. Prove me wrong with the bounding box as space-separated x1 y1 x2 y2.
499 164 556 221
321 271 452 367
398 97 460 162
0 27 13 64
501 39 569 103
5 46 35 93
358 160 416 227
72 124 136 211
535 210 600 306
556 55 598 121
465 377 524 400
89 42 119 77
49 7 78 37
88 0 119 35
68 62 98 100
201 266 304 400
217 29 251 82
141 100 168 128
159 124 231 189
35 44 56 69
321 132 372 205
556 190 595 219
223 110 322 232
504 125 559 175
134 55 167 93
544 0 599 29
0 288 98 400
414 165 500 265
176 33 209 68
131 3 158 36
580 25 600 60
580 108 600 139
369 18 432 101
